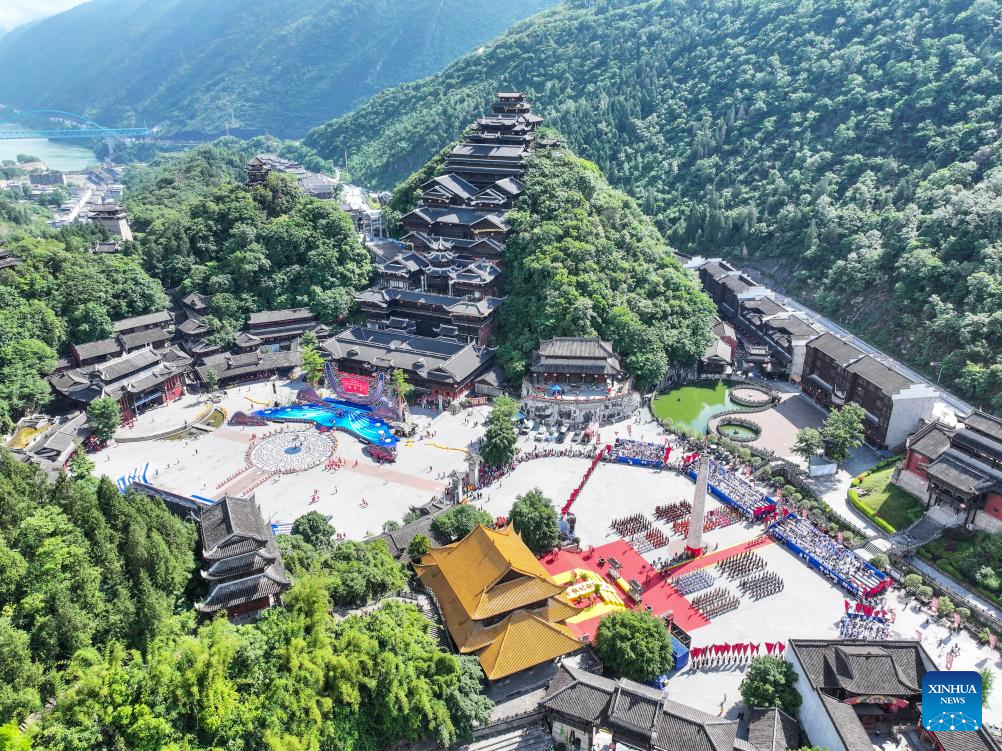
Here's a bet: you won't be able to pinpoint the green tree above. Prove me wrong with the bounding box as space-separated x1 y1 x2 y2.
822 404 866 466
431 505 492 544
595 610 674 682
87 397 122 443
480 396 520 468
67 443 95 480
390 368 413 402
739 656 802 714
291 510 335 549
937 596 955 618
870 553 889 572
300 342 325 385
203 367 220 393
509 489 560 555
408 534 431 560
0 723 31 751
982 668 994 707
792 427 824 464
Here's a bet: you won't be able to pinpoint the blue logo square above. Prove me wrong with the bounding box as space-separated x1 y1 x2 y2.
922 670 982 732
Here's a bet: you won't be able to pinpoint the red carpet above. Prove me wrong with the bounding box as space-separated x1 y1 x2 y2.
665 535 774 577
541 540 711 634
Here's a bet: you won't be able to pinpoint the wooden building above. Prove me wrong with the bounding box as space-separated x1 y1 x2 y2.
801 333 938 449
239 308 329 352
414 525 582 681
196 494 291 621
355 288 501 345
321 325 496 401
901 411 1002 531
87 203 133 240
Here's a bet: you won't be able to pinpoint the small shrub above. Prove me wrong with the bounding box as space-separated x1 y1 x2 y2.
956 607 971 622
938 596 956 618
870 553 889 571
979 629 992 644
903 574 923 592
916 585 933 600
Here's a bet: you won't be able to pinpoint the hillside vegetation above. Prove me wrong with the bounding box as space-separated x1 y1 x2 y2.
0 0 556 137
310 0 1002 411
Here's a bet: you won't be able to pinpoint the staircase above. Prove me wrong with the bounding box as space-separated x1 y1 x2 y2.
891 505 962 551
415 593 449 649
461 725 551 751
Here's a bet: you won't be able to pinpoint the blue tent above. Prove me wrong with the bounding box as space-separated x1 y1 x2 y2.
550 384 562 393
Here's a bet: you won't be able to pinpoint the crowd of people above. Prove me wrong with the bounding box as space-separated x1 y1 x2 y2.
654 500 692 523
718 551 767 580
671 506 741 537
838 612 890 640
738 571 785 600
607 438 668 464
692 587 742 620
770 515 884 595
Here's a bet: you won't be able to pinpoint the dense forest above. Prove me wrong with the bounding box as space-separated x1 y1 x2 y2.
309 0 1002 411
0 0 556 137
0 457 492 749
125 144 373 346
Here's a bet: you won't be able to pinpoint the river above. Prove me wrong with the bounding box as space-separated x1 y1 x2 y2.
0 123 98 171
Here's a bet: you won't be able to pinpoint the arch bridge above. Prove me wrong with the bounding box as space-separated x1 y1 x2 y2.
0 109 149 140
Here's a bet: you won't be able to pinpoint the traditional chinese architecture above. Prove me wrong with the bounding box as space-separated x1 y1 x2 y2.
788 639 998 751
86 203 133 240
196 494 291 621
235 308 329 352
321 325 497 401
414 524 583 680
244 154 337 198
800 333 938 449
355 287 501 345
49 346 191 421
521 337 640 426
66 310 175 367
195 345 302 388
542 661 756 751
900 411 1002 532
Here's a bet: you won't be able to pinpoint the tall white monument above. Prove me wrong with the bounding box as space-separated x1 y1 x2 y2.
685 454 709 557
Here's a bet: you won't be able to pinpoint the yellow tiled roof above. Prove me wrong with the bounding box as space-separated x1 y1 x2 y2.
477 611 583 680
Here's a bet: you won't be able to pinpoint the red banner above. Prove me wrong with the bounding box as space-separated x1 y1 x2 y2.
945 651 954 670
340 374 371 396
930 597 939 614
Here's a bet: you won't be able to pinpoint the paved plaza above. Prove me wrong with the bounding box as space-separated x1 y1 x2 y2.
92 380 1001 728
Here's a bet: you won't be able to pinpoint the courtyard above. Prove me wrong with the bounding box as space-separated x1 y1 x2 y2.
91 378 1001 729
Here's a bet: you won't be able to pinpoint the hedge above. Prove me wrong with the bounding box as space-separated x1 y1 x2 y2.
847 488 896 534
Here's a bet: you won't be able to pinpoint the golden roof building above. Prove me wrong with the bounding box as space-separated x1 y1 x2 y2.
414 524 583 680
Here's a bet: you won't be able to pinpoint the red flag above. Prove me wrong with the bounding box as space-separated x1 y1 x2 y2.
855 602 863 613
930 597 939 614
844 600 850 613
778 643 786 654
990 633 997 651
945 651 955 670
765 642 774 654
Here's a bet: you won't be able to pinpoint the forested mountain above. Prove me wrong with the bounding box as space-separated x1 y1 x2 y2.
0 0 557 137
310 0 1002 411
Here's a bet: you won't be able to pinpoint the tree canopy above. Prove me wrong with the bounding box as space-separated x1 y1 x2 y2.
311 0 1002 413
430 505 493 544
822 404 866 465
739 656 803 714
594 610 674 682
509 489 560 555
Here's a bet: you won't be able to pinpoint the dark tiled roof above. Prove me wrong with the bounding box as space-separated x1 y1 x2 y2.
807 332 865 365
747 708 800 751
538 337 615 359
925 454 994 495
963 410 1002 441
196 349 300 382
248 307 316 326
404 205 507 230
182 292 210 310
177 317 211 336
932 728 1001 751
741 297 787 316
197 563 291 613
112 310 172 332
119 327 171 350
819 693 874 751
909 422 953 460
199 495 270 560
73 337 121 360
422 174 477 200
98 348 162 381
846 355 917 395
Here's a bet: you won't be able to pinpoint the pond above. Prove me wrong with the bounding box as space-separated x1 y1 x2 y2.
651 381 739 435
717 422 759 442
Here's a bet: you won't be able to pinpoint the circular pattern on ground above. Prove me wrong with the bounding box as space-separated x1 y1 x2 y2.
728 385 775 407
251 430 334 472
716 419 762 442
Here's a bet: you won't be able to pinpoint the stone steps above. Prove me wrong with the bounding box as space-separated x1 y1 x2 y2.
461 725 551 751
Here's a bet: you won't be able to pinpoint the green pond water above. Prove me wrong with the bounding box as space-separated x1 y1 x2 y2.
717 423 758 441
652 381 738 434
0 123 98 171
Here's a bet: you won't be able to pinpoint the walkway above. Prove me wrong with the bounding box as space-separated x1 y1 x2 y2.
907 557 1002 625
